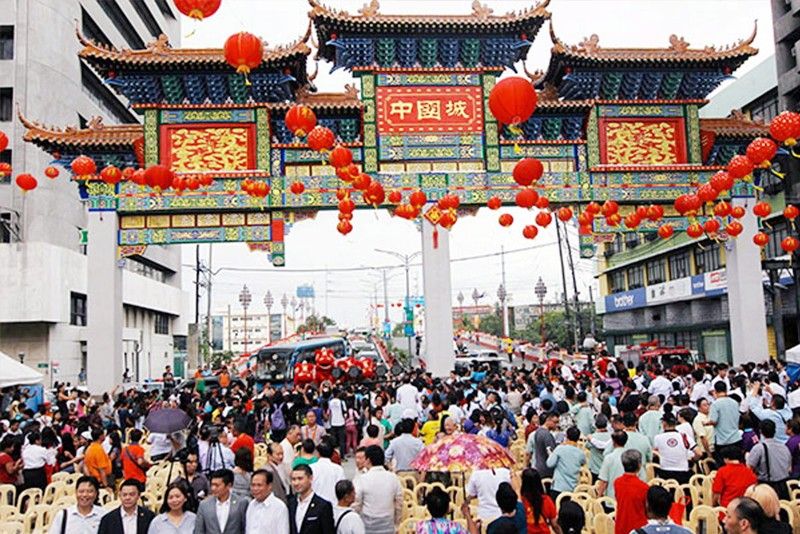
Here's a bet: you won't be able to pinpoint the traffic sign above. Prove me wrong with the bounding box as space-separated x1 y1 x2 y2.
36 363 48 369
404 323 415 337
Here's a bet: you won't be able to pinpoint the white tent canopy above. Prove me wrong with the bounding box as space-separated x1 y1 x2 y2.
787 344 800 364
0 351 43 388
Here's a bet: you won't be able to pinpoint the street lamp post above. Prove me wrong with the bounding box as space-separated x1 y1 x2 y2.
239 285 252 354
471 288 480 308
290 297 298 332
375 249 422 359
497 283 508 337
280 293 288 339
535 277 547 344
264 291 274 346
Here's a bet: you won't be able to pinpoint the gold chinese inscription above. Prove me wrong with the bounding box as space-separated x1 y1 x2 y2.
166 126 252 172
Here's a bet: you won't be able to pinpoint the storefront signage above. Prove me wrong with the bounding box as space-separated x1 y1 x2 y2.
604 287 647 312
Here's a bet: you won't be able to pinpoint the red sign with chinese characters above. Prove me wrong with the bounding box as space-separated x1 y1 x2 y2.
376 86 484 134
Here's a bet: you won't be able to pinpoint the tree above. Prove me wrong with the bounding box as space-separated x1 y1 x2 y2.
478 313 503 337
296 314 337 334
513 308 603 348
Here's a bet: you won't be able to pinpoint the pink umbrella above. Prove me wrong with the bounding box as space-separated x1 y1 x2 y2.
410 433 515 472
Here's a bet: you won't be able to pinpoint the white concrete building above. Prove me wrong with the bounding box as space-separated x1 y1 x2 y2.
0 1 189 387
211 310 288 355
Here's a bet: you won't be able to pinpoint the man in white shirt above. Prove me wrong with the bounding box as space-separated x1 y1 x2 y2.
246 469 289 534
396 377 419 412
49 476 107 534
97 479 155 534
353 445 402 534
465 467 511 522
328 391 347 459
287 464 335 534
710 365 731 392
195 469 249 534
310 440 346 504
333 480 365 534
689 369 712 408
280 425 301 478
647 369 673 401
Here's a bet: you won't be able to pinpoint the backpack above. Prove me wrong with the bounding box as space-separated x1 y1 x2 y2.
270 403 286 431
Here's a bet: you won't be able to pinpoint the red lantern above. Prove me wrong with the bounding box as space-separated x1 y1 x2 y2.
338 212 352 221
753 232 770 248
71 155 96 179
488 77 538 126
601 200 619 217
522 225 538 239
606 213 622 227
198 174 214 187
512 158 544 187
726 221 744 237
122 167 135 181
675 194 701 216
337 220 353 235
730 206 746 219
498 213 513 227
727 155 754 180
586 202 601 215
223 32 263 76
44 166 59 179
289 181 305 195
746 137 778 168
578 225 592 235
99 165 122 185
172 176 186 193
658 224 674 239
307 126 336 152
557 206 573 222
329 145 353 168
753 201 772 218
781 236 800 253
335 189 349 201
353 173 371 191
0 131 7 152
144 164 173 191
784 205 799 221
577 211 592 227
703 218 720 234
710 171 735 193
15 174 37 192
686 223 704 239
285 105 317 138
770 111 800 146
186 177 200 191
0 162 11 177
646 204 664 222
487 196 502 210
439 211 457 230
409 190 427 208
624 214 640 229
256 181 270 197
635 206 648 220
697 183 718 204
364 181 385 205
130 169 146 186
535 196 550 210
515 188 538 209
336 164 358 183
714 201 732 218
388 190 402 203
437 194 459 211
174 0 221 20
536 210 553 227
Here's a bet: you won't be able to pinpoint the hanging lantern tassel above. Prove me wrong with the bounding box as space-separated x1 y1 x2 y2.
769 166 785 180
792 146 800 159
763 220 773 230
238 66 252 86
433 226 439 249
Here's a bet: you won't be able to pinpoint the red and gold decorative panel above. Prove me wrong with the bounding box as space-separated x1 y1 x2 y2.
598 118 687 165
160 124 256 172
376 86 484 134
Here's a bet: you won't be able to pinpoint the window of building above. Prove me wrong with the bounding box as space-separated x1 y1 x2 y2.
624 234 640 251
0 88 12 122
626 265 645 290
130 0 164 38
674 331 700 350
609 270 626 293
81 8 113 48
767 222 789 259
655 332 674 347
668 251 691 280
695 242 722 274
98 0 145 49
608 234 623 254
746 89 779 123
0 26 13 60
70 292 87 326
646 258 666 285
122 256 168 282
154 313 170 335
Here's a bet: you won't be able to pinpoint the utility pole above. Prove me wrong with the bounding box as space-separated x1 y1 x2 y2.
226 304 232 353
588 285 597 336
381 268 390 338
194 244 200 325
562 221 582 346
500 246 509 338
264 290 273 346
239 285 252 354
203 244 212 367
375 249 422 356
555 220 574 350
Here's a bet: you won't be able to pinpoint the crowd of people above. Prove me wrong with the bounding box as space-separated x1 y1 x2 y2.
0 351 798 534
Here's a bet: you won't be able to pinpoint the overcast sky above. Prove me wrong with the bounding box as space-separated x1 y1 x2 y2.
178 0 774 328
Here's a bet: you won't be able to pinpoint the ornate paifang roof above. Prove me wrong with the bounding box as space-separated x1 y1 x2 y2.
699 111 769 138
308 0 551 32
291 85 364 110
542 21 758 86
19 112 143 151
77 24 312 72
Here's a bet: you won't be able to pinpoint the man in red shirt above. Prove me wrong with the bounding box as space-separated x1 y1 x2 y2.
712 446 757 508
614 449 649 534
121 429 151 484
0 435 22 485
230 420 255 457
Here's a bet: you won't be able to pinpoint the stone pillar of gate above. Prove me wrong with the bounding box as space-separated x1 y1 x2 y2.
726 198 769 366
421 219 455 377
86 212 124 392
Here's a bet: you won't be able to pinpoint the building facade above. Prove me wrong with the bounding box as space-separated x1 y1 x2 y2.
0 1 188 386
771 0 800 110
211 310 284 355
597 56 798 362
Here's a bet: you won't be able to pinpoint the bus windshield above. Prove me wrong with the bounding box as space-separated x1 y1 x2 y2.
255 348 293 381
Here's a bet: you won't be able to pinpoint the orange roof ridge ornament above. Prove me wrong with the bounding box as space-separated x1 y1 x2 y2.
522 61 545 85
20 112 144 149
548 21 567 54
358 0 380 17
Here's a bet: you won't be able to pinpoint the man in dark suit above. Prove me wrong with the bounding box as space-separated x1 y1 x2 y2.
286 464 334 534
98 478 155 534
194 468 249 534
